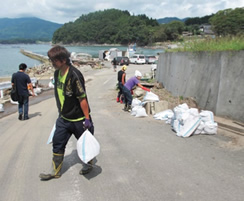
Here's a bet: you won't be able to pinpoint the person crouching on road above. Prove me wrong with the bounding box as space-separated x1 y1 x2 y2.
122 70 150 112
117 65 127 103
39 45 95 181
11 63 35 120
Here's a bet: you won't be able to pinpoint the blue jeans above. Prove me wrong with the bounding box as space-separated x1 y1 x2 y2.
122 86 132 106
18 95 29 118
117 82 123 99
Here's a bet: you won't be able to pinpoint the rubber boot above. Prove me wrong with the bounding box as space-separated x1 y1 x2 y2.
39 151 64 181
121 95 125 104
124 104 128 111
116 97 120 102
126 105 132 112
79 159 93 175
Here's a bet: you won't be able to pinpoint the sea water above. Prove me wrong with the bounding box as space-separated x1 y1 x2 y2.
0 44 164 77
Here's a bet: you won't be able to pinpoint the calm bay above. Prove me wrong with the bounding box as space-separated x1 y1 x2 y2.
0 44 164 77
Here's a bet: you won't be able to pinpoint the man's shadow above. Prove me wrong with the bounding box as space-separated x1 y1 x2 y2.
62 150 102 180
29 112 42 118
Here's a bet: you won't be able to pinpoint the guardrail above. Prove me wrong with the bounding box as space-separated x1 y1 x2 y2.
0 77 37 98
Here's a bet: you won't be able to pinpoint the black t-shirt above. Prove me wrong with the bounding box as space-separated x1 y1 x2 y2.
118 70 126 83
12 71 31 96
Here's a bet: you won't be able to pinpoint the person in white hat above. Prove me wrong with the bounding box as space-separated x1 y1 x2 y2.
122 70 150 112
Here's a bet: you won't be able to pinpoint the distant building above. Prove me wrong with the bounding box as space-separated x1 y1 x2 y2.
199 24 214 35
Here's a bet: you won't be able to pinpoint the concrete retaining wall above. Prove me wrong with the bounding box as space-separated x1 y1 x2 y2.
155 51 244 122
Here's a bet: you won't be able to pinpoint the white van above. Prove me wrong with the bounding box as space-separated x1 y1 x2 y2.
129 54 146 64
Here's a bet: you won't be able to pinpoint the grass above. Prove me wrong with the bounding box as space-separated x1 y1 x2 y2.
166 36 244 52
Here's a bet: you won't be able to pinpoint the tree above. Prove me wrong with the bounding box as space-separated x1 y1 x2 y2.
153 25 167 42
52 9 159 45
209 8 244 36
164 21 185 40
185 14 214 26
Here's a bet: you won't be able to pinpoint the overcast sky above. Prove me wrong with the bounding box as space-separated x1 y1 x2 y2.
1 0 243 24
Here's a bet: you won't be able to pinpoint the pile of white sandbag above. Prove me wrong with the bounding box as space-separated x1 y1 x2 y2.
130 91 160 118
130 98 148 118
153 103 218 137
153 109 174 123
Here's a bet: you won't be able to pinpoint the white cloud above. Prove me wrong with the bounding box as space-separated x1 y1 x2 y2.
0 0 243 23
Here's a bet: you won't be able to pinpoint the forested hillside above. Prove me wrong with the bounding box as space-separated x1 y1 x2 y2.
0 17 62 43
1 8 242 45
52 9 159 45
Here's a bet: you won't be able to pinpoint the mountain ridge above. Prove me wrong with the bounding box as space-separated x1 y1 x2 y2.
0 17 62 41
157 17 189 24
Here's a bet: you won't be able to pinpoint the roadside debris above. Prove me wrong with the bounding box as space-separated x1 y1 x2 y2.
153 103 218 137
126 89 218 138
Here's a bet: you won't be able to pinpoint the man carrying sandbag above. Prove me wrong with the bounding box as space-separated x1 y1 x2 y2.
39 45 94 181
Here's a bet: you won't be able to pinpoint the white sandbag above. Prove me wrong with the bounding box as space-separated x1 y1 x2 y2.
132 98 141 107
0 103 4 112
173 119 181 134
173 103 189 121
77 130 100 164
194 121 205 135
135 107 148 118
177 115 201 137
200 110 214 123
203 121 218 134
49 81 54 88
29 90 38 96
180 111 190 125
153 109 174 121
165 118 172 124
189 108 199 117
47 123 56 144
143 91 159 102
131 105 142 116
34 87 42 94
177 103 189 110
180 108 199 125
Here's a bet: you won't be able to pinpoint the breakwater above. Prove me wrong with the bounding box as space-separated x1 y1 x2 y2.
20 49 49 63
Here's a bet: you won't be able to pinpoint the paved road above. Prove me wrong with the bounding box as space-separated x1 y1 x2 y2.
0 63 243 201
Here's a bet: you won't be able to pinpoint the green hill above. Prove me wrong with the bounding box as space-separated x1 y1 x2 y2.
0 17 62 42
52 9 159 46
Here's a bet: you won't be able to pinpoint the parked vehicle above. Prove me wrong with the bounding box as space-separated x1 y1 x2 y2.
129 54 146 64
113 56 130 65
145 55 157 64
